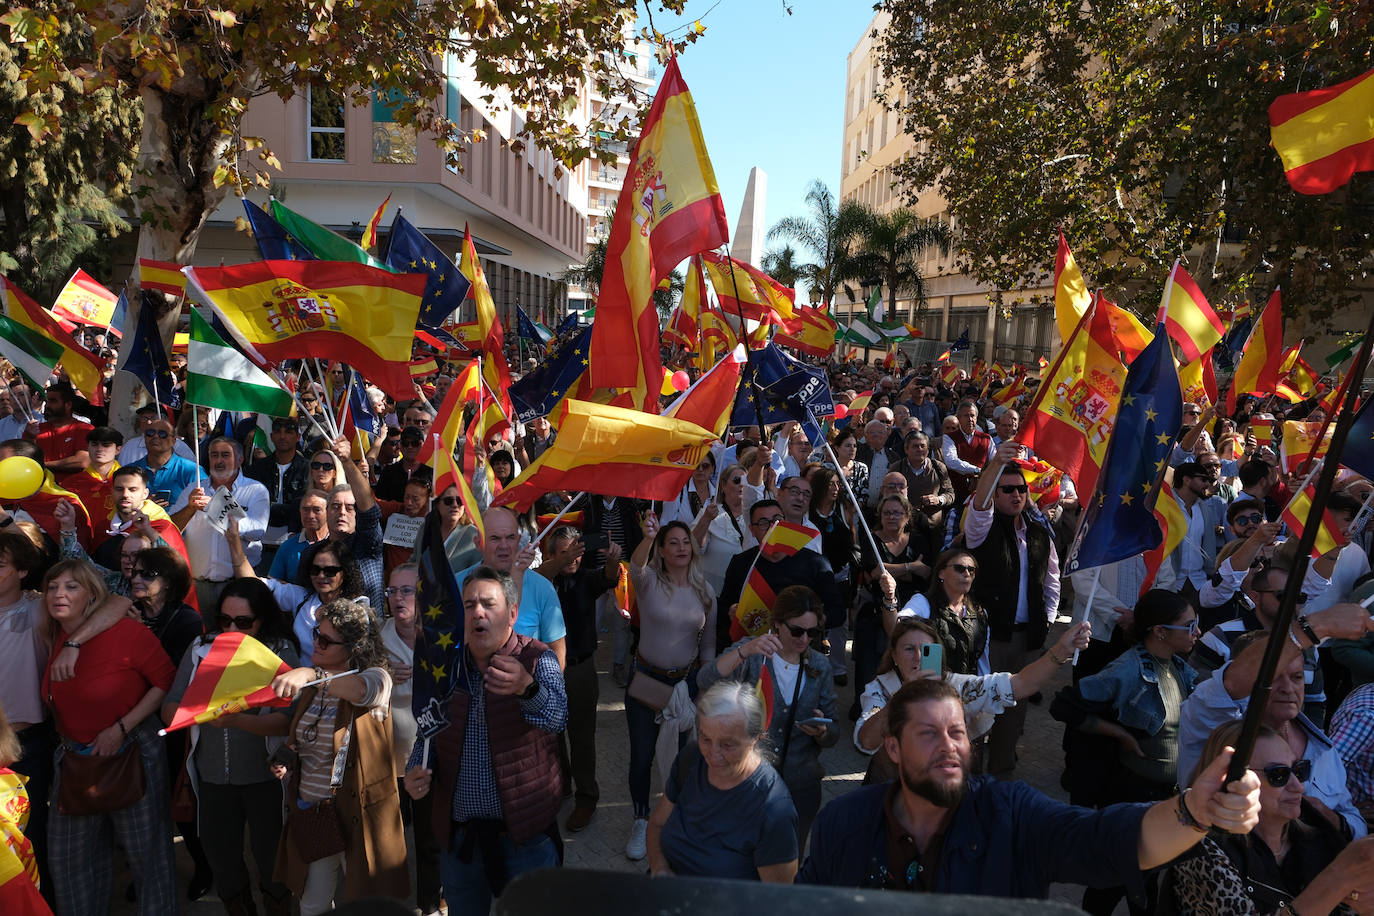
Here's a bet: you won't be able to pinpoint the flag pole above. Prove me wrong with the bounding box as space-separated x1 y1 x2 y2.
1071 566 1102 666
811 409 882 564
719 247 768 445
1224 309 1374 785
301 667 360 689
531 491 585 545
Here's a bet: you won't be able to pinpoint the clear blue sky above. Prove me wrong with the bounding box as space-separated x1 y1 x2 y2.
645 1 874 266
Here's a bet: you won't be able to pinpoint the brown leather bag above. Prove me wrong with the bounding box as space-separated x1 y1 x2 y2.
57 741 146 816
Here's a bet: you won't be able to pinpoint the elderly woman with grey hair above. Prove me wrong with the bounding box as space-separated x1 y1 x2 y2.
645 680 799 883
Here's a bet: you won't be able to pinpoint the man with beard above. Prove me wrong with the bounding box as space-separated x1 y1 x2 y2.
797 677 1263 896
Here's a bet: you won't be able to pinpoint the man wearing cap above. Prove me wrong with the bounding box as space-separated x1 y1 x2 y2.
246 415 311 573
375 426 434 502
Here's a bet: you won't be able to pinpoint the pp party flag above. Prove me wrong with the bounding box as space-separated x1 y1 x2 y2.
242 198 317 261
1142 479 1187 594
0 275 104 399
1280 420 1332 474
702 252 796 323
459 225 514 431
1017 295 1128 500
492 398 719 513
510 325 592 424
1054 231 1092 347
950 327 971 353
1156 261 1225 364
268 198 389 269
1269 67 1374 195
588 57 730 410
732 343 833 443
734 566 776 639
116 290 179 408
1100 299 1154 362
775 307 837 358
1281 480 1349 559
385 214 472 332
359 193 391 252
1063 328 1182 574
1227 288 1284 412
0 768 46 915
0 311 62 389
662 345 744 438
137 258 187 298
163 632 291 733
51 269 119 328
185 260 426 399
411 506 466 740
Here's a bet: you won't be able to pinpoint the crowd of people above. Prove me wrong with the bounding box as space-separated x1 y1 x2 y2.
1 343 1374 916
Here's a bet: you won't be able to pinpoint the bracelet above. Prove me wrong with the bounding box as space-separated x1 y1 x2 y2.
1296 614 1320 647
1047 649 1069 665
62 639 82 650
1176 788 1208 834
1287 627 1303 650
117 719 127 738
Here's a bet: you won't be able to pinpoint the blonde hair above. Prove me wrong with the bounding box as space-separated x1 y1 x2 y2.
651 520 715 611
41 559 110 645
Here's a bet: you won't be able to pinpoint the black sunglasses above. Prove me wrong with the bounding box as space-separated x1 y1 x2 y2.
997 484 1029 494
272 422 298 432
781 622 824 641
129 568 161 580
217 613 256 630
310 461 335 471
438 495 463 507
1234 513 1264 526
309 564 344 577
143 429 170 439
948 563 977 575
312 626 345 648
1258 759 1311 788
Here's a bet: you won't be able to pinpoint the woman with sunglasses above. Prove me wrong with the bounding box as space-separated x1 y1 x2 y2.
663 452 715 527
307 449 344 494
703 585 837 851
271 598 406 915
691 462 747 597
161 578 299 916
1162 720 1374 916
225 516 369 661
899 548 988 677
1050 589 1201 916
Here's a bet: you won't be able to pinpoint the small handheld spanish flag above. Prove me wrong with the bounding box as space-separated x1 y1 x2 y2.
163 633 292 733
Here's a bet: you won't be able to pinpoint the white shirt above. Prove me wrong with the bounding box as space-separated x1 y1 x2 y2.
1179 496 1209 590
173 472 270 579
118 435 197 466
865 450 891 506
940 429 984 476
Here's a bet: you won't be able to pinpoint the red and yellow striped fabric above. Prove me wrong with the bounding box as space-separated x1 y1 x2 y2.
0 276 104 398
661 347 743 438
1227 288 1284 412
701 251 796 323
164 633 291 733
51 269 119 327
1269 67 1374 195
775 307 837 358
759 519 817 560
734 567 776 639
137 258 188 297
459 226 514 431
1157 261 1225 363
1281 481 1349 559
1053 231 1092 347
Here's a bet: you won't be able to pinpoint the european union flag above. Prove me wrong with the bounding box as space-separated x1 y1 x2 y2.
1342 396 1374 482
242 199 316 261
411 508 468 740
732 344 834 442
950 327 972 352
509 326 591 423
1066 326 1183 573
554 312 579 336
117 291 179 408
384 214 471 330
516 305 551 345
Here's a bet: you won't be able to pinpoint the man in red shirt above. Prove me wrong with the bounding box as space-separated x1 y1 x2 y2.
939 398 992 505
26 382 93 481
65 426 123 524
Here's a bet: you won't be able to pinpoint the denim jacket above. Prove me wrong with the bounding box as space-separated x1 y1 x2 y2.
1070 645 1198 737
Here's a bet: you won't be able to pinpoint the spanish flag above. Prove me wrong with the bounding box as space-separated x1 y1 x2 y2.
1279 346 1320 398
1280 420 1332 474
419 359 479 465
847 390 875 415
0 276 105 399
775 306 837 358
429 429 484 545
1157 261 1225 363
1013 457 1064 509
1281 480 1349 559
137 258 188 298
1227 288 1284 412
1269 67 1374 195
758 519 818 559
663 256 705 352
734 566 776 640
1178 348 1218 409
184 260 426 399
163 633 292 733
51 269 119 328
754 661 776 730
702 251 796 322
1100 299 1154 362
1053 231 1092 347
459 226 514 430
588 57 729 410
699 305 738 368
359 193 391 252
1142 480 1187 594
492 398 719 513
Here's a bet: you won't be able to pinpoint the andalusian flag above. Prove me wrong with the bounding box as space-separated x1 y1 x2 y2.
1017 295 1128 500
1157 261 1225 363
1281 480 1349 559
1053 231 1092 347
588 57 730 411
1228 289 1284 412
184 260 426 398
137 258 188 297
492 399 719 513
702 252 796 322
662 345 744 438
776 307 838 358
1269 67 1374 195
459 226 514 432
0 312 63 388
51 269 119 328
163 633 292 733
268 199 389 269
0 275 105 399
185 310 294 416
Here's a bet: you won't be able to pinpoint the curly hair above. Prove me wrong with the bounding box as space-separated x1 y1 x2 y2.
315 598 389 674
296 539 366 601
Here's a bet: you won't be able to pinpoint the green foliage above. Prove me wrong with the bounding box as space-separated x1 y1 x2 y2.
766 180 870 307
875 0 1374 321
850 207 951 321
0 7 138 294
761 244 807 290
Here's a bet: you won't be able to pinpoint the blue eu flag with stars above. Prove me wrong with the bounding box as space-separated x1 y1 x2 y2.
385 214 472 331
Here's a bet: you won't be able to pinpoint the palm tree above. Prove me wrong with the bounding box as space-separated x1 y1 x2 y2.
562 234 608 300
766 180 869 309
851 208 951 323
760 245 809 291
652 269 684 321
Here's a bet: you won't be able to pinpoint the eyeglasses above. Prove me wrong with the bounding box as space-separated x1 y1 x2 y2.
272 422 298 432
384 585 417 598
312 626 345 649
309 564 344 577
130 568 161 580
1201 464 1221 473
1257 759 1311 788
310 461 335 471
143 429 170 439
1158 619 1201 634
728 476 744 484
948 564 977 575
1183 408 1202 416
781 623 824 640
1233 513 1264 526
216 613 256 630
300 400 318 408
997 484 1029 494
438 495 463 507
751 515 784 528
782 486 812 498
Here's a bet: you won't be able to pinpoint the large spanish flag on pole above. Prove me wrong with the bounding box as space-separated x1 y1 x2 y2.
162 633 292 733
588 57 730 411
459 227 515 430
1053 231 1092 348
776 306 839 358
1269 67 1374 195
702 251 796 322
1227 288 1284 412
493 398 719 513
0 276 105 399
184 260 426 399
1156 261 1225 363
1017 295 1128 500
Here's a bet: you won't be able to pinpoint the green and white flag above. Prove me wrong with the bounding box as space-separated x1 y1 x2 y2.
186 309 295 416
0 312 63 388
842 317 884 347
268 199 389 270
866 285 884 323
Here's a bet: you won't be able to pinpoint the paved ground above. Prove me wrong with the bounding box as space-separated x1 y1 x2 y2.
124 620 1105 914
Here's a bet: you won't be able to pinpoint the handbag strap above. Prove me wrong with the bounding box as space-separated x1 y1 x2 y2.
774 655 807 771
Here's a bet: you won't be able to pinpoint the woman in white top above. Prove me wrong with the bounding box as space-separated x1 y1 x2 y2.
662 453 715 526
691 462 748 596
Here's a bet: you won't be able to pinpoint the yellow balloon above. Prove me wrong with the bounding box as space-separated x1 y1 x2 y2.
0 456 43 500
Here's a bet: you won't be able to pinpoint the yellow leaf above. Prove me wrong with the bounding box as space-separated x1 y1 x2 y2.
208 9 238 27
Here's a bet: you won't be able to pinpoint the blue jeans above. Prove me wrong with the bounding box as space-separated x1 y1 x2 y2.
438 825 559 913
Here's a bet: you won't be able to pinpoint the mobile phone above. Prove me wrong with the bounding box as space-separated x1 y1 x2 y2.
152 490 172 504
798 717 833 728
582 530 609 557
920 643 943 674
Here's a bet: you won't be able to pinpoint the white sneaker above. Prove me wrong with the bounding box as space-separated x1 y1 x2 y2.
625 817 649 860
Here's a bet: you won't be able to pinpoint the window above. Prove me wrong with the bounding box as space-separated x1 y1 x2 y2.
307 85 346 161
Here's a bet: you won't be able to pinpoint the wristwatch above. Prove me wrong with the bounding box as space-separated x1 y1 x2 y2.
62 639 82 650
1295 614 1320 647
1176 789 1208 834
518 679 540 701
